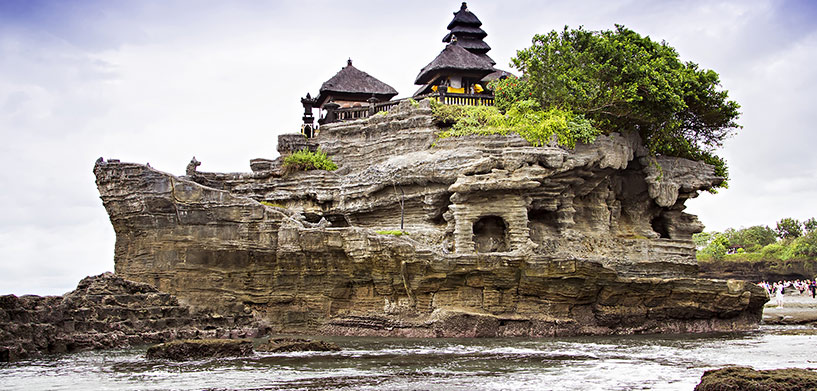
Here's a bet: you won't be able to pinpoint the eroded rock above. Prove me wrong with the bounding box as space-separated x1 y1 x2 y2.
695 366 817 391
146 339 253 360
257 338 341 353
93 104 766 338
0 273 261 361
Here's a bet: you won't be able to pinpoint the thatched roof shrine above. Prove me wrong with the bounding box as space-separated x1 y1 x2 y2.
316 59 398 108
415 42 495 85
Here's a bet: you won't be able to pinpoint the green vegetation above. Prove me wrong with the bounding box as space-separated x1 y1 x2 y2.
282 148 338 173
431 99 601 149
489 75 532 112
260 201 285 208
488 25 739 189
375 230 408 236
695 217 817 262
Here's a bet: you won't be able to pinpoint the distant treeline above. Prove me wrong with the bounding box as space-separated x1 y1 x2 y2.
694 217 817 262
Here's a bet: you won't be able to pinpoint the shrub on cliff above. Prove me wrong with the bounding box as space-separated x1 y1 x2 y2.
508 25 740 188
282 148 338 174
431 99 600 149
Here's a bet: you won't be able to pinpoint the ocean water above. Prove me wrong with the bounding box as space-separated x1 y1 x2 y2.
1 326 815 391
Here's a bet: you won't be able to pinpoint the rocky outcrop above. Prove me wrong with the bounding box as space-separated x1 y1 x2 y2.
146 339 253 360
257 338 341 352
0 273 262 361
94 100 767 338
695 367 817 391
699 258 817 282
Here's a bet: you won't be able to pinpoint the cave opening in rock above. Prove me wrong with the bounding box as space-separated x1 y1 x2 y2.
473 215 509 253
651 214 670 239
528 209 559 242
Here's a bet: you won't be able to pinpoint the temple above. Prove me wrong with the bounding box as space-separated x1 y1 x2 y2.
300 2 506 135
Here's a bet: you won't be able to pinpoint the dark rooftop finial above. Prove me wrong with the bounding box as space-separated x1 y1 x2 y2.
347 58 353 66
461 2 467 11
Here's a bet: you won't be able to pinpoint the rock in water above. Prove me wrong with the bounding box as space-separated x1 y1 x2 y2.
146 339 253 360
94 101 768 337
695 366 817 391
257 338 341 353
0 273 261 361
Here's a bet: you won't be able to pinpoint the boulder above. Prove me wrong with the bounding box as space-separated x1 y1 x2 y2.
695 366 817 391
146 339 253 360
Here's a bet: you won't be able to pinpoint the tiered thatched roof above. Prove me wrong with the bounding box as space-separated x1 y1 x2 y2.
414 42 495 85
442 2 494 64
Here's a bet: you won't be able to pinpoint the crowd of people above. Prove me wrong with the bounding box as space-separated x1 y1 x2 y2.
758 279 817 307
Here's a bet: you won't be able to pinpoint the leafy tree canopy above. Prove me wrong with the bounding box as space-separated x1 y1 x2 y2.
508 25 741 187
776 217 803 240
724 225 777 251
804 217 817 234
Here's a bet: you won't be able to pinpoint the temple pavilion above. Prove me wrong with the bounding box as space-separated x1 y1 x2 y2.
414 2 506 97
301 2 505 134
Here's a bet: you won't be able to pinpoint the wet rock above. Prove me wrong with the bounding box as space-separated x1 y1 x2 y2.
0 273 262 361
257 338 341 353
695 366 817 391
146 339 253 360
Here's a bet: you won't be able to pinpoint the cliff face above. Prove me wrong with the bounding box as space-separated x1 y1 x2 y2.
94 100 767 337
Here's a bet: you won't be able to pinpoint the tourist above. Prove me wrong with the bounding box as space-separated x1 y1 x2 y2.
810 280 816 299
774 283 784 307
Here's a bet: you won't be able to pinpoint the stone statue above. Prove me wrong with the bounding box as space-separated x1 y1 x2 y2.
186 157 201 176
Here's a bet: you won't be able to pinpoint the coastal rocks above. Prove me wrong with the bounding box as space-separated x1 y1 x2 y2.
257 338 341 352
0 273 262 362
94 103 767 337
695 366 817 391
146 339 253 360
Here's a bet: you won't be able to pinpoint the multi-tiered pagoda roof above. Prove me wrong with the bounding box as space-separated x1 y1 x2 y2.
442 2 494 65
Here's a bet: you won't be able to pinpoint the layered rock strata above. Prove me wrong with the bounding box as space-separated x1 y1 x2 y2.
0 273 261 361
94 100 767 337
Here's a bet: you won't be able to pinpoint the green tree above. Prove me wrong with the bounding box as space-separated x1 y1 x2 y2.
803 217 817 234
725 225 777 252
692 231 714 250
511 25 740 187
789 231 817 258
776 218 803 240
701 233 729 260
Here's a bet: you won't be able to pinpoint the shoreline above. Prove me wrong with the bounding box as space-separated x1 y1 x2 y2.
762 293 817 325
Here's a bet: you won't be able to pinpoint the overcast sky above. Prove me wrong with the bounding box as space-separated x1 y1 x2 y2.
1 0 816 295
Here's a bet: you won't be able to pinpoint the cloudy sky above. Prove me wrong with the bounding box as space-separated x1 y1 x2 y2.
1 0 815 295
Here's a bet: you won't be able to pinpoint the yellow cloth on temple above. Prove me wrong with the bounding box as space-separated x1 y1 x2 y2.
431 85 438 92
474 84 484 93
447 86 465 94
